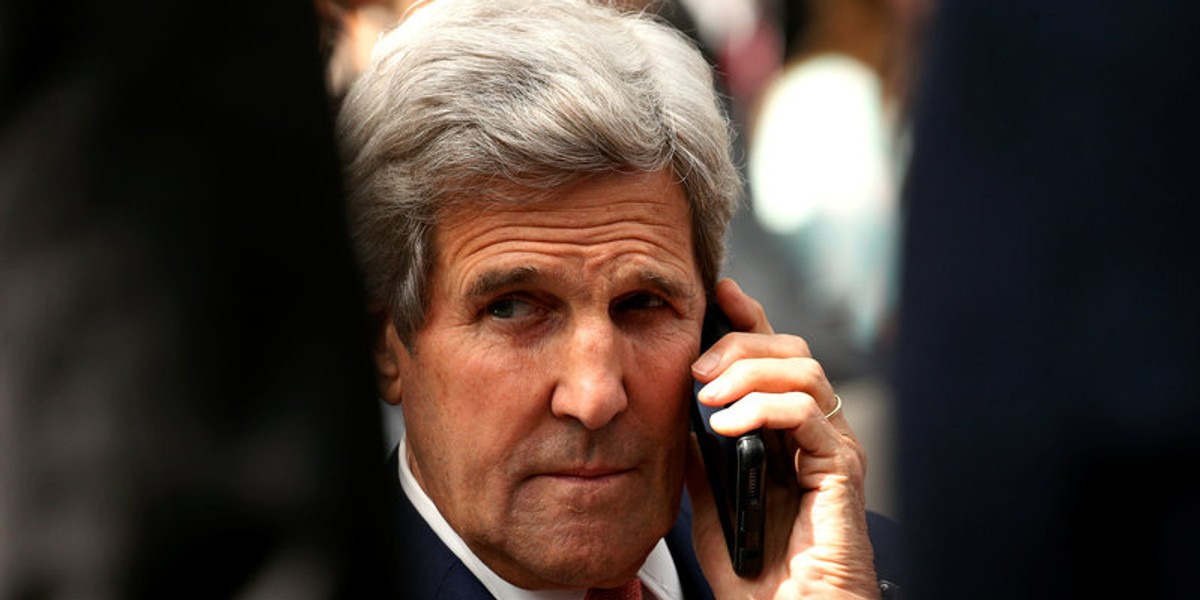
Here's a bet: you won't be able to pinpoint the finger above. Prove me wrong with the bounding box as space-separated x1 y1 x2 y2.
794 438 869 503
695 354 849 435
691 332 813 381
707 392 845 455
710 392 866 501
713 278 773 335
695 356 832 407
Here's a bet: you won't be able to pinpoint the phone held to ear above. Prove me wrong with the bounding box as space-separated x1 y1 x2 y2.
690 303 766 578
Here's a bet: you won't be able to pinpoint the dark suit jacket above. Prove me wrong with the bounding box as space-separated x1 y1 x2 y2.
387 449 902 599
897 1 1200 597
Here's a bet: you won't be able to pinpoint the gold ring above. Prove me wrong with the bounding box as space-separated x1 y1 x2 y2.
824 394 843 420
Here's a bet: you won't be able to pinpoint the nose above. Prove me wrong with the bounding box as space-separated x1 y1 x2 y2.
550 314 629 430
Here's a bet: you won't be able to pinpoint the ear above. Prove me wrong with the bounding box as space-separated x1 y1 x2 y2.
371 304 407 406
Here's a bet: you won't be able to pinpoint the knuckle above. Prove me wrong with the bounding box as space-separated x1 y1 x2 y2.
738 392 771 422
721 357 753 383
712 331 747 362
779 333 811 357
832 443 867 483
791 357 827 385
744 294 767 320
849 441 868 478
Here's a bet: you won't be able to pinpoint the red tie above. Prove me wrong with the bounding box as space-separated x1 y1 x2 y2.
584 578 643 600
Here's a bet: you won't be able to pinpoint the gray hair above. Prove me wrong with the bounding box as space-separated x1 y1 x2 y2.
337 0 741 345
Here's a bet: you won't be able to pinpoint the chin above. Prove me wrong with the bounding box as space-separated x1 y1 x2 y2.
490 514 668 589
535 536 655 588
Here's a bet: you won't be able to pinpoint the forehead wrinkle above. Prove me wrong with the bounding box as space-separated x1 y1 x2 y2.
474 217 694 266
446 221 692 283
455 184 688 233
441 209 682 264
435 171 699 303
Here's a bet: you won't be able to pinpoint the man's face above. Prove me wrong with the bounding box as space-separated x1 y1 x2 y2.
377 169 704 589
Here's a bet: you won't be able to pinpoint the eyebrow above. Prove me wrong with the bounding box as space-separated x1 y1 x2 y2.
634 268 690 301
466 266 542 299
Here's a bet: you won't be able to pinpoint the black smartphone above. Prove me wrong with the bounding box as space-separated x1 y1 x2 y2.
690 303 766 578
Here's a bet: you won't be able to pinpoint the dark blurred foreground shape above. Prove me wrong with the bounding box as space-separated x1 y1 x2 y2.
1 1 396 598
898 1 1200 598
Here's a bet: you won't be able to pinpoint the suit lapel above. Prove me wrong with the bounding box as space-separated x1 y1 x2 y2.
664 495 716 600
389 449 493 599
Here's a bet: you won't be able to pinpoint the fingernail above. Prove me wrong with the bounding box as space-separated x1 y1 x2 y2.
693 351 720 377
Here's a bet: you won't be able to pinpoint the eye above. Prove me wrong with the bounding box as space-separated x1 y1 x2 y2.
487 297 538 320
613 292 667 313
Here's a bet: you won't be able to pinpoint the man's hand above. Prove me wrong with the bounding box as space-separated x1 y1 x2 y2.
687 279 879 599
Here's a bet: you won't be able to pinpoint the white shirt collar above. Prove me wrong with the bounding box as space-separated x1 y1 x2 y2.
395 423 684 600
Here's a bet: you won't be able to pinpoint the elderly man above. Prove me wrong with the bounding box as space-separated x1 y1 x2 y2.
336 0 898 598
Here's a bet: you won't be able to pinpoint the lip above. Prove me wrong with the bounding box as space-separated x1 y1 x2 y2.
539 465 635 480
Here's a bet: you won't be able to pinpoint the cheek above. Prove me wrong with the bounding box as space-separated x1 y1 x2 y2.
402 343 548 493
624 332 697 431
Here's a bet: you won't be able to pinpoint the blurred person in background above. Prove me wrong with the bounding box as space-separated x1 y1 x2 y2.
315 0 727 105
316 0 419 103
336 0 901 598
672 0 784 133
741 0 931 520
899 0 1200 597
1 1 396 598
747 0 907 361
